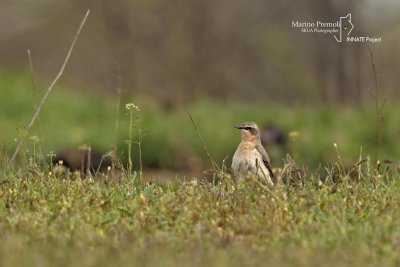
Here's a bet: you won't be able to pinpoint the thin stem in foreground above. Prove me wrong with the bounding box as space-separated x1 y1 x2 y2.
368 45 386 166
188 111 218 171
128 110 134 178
10 9 91 165
27 49 47 168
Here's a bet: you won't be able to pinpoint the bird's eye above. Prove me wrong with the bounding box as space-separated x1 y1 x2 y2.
245 127 253 131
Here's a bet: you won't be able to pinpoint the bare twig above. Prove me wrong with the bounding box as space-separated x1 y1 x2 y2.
113 63 123 145
368 45 385 166
112 63 124 178
27 49 36 96
27 49 47 168
87 146 92 175
346 158 367 177
10 9 91 164
188 111 218 170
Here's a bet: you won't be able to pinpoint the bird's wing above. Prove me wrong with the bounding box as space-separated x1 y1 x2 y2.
256 144 274 179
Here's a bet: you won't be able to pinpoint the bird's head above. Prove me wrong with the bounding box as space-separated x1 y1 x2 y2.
234 121 260 142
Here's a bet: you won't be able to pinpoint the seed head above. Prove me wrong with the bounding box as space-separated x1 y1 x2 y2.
125 103 140 111
30 136 40 143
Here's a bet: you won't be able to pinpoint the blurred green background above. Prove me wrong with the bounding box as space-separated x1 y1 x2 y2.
1 1 399 171
2 70 400 172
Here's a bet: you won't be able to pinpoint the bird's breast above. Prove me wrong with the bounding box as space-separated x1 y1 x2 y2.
232 144 258 173
232 143 271 180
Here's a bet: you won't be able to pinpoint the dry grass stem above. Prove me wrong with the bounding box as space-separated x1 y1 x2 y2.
10 9 91 164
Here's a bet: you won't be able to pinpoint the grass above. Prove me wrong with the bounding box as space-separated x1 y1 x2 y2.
1 160 400 266
1 69 400 266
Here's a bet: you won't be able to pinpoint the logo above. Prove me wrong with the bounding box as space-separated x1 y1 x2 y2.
334 14 354 42
291 14 382 43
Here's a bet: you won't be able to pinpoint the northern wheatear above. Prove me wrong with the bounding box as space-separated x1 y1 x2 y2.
232 122 274 186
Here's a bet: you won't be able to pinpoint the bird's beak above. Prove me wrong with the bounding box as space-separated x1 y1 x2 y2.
234 125 242 129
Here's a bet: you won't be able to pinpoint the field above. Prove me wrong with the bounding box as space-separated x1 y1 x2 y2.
1 71 400 266
1 164 400 266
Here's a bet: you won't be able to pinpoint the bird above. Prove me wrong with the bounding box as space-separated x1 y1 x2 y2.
232 122 274 186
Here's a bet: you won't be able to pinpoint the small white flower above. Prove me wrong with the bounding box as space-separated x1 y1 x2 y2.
125 103 140 111
47 151 56 157
30 136 40 142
